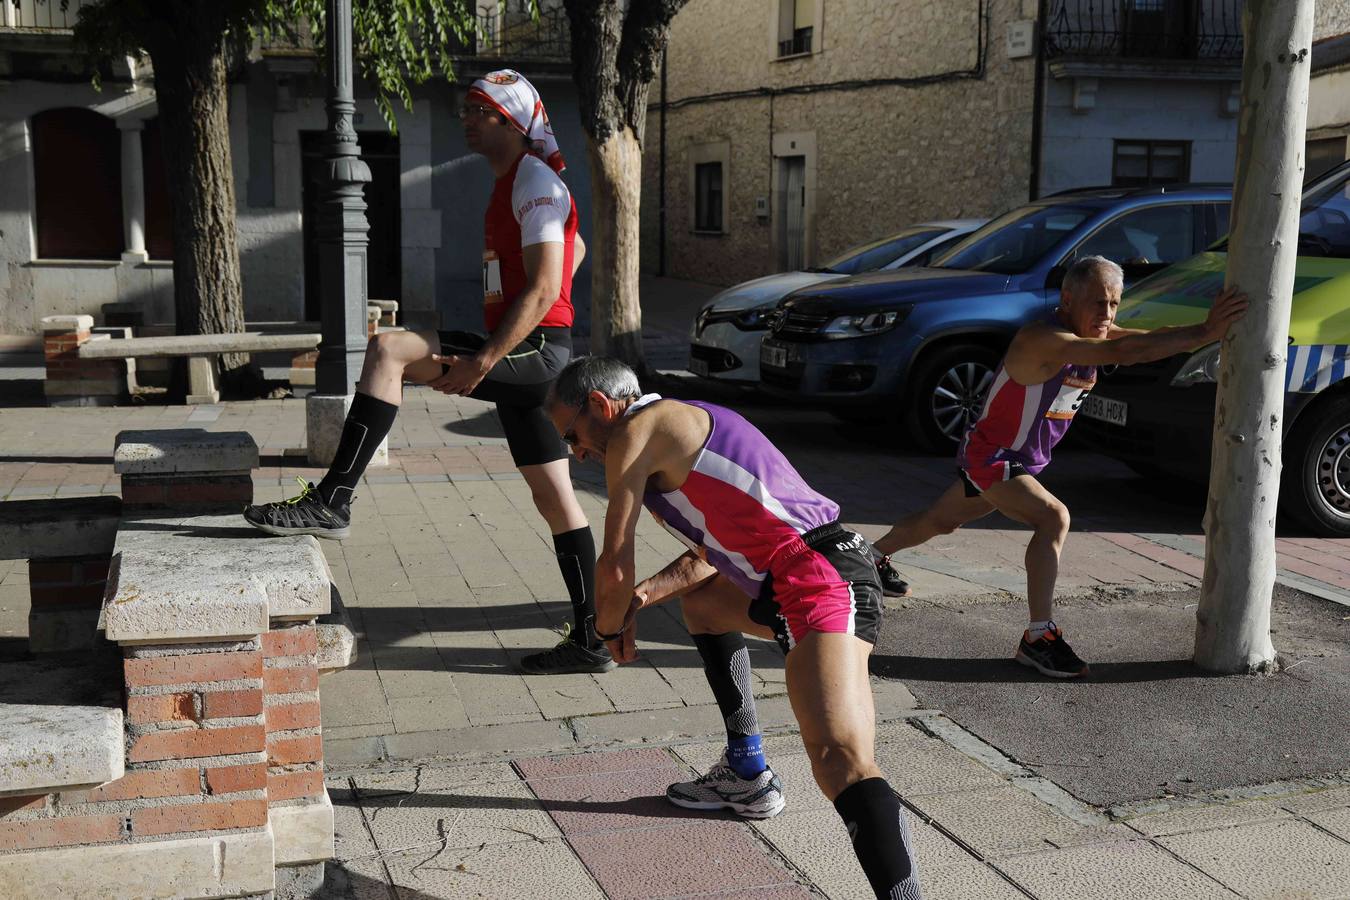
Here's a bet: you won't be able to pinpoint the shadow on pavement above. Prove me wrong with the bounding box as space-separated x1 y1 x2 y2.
873 654 1206 685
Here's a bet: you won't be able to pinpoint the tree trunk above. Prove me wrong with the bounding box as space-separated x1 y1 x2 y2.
586 126 645 367
1194 0 1314 674
144 4 249 378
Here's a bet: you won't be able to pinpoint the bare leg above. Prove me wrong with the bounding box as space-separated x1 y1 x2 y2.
787 631 922 898
355 329 444 405
518 459 588 534
873 480 993 557
981 475 1070 623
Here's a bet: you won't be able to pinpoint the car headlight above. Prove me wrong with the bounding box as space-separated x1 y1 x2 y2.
1170 342 1221 387
732 304 777 331
818 307 911 340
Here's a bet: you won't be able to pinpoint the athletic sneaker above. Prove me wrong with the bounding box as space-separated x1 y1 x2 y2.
519 623 616 675
243 478 351 540
876 556 910 598
1015 625 1089 678
666 752 786 819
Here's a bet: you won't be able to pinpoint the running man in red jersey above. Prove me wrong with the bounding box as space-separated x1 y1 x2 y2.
245 70 613 675
873 256 1246 678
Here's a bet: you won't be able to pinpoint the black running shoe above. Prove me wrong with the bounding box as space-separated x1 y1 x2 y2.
1015 625 1089 678
519 624 616 675
243 478 351 540
876 556 910 597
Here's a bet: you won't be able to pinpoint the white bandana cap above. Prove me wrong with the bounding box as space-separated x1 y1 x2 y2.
467 69 565 173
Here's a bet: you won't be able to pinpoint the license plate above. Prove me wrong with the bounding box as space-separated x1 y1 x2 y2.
1080 394 1127 426
689 357 709 377
761 342 787 368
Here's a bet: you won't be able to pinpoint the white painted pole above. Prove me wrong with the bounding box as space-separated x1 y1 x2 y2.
1194 0 1314 673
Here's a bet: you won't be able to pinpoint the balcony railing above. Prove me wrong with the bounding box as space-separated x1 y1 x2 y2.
0 0 93 30
1044 0 1243 61
777 26 813 57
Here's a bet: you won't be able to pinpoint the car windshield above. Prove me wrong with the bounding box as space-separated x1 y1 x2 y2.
932 205 1093 274
817 227 949 275
1213 168 1350 257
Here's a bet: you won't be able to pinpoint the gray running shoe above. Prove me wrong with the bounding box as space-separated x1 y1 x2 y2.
243 478 351 540
1015 624 1089 678
519 624 616 675
666 752 786 819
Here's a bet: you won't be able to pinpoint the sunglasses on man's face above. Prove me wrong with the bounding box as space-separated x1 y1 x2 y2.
459 103 500 121
561 403 587 447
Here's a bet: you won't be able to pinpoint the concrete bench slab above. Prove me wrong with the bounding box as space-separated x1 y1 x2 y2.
114 429 259 476
316 585 357 675
0 704 124 797
101 514 332 643
0 655 124 797
0 496 121 561
78 332 321 360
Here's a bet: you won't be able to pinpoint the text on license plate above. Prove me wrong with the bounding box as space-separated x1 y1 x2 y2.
761 343 787 368
1080 394 1127 426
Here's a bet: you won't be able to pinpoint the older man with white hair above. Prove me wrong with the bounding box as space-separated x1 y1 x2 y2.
872 255 1247 678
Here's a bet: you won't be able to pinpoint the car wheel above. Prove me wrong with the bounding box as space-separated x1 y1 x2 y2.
1282 392 1350 537
904 343 1000 453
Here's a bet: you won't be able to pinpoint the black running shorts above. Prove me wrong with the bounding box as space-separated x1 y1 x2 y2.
437 327 571 467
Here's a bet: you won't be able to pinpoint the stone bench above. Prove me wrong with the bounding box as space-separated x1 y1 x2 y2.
41 315 322 405
0 429 356 898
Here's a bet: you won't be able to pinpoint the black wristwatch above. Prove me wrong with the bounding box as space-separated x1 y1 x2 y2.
595 622 627 642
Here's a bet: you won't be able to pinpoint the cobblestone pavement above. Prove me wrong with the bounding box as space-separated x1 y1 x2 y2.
2 279 1349 897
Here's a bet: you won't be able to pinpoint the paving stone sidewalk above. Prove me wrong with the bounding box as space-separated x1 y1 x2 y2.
3 339 1350 896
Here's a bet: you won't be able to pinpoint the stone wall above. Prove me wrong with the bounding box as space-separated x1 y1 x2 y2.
642 0 1037 286
1316 3 1350 40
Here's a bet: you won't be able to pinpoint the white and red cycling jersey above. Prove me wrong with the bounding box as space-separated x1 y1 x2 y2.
482 152 578 331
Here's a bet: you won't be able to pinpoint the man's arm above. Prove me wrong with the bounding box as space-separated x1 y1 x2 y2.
636 550 719 606
572 233 586 276
1014 286 1246 373
595 421 663 663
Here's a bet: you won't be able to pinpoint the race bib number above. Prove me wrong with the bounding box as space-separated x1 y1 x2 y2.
1045 374 1096 420
482 250 503 307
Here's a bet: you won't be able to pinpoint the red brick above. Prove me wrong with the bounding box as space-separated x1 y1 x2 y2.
265 701 321 733
263 666 318 694
206 763 267 795
267 770 324 802
131 798 267 837
0 795 46 818
263 627 318 658
163 482 251 504
28 560 80 583
80 768 200 803
129 725 265 763
267 735 322 766
204 689 264 719
0 815 122 851
127 692 198 725
124 651 263 688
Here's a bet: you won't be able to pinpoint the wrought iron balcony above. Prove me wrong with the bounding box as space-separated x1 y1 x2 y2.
1044 0 1243 61
0 0 91 31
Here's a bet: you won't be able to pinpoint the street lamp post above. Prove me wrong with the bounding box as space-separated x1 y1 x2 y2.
306 0 385 466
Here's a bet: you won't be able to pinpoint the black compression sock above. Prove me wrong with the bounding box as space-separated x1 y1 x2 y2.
833 777 923 900
316 392 399 509
691 632 765 778
552 526 598 647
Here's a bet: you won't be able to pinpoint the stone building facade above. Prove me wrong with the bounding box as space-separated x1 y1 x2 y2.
642 0 1037 285
0 0 591 339
644 0 1350 288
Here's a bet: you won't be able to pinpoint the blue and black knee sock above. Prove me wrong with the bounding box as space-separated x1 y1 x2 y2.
316 392 399 510
691 632 765 779
553 527 600 648
833 777 923 900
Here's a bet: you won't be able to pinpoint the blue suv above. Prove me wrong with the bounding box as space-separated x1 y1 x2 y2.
759 186 1233 450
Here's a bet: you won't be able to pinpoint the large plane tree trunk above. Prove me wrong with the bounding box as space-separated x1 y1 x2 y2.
1194 0 1314 673
565 0 687 372
141 2 251 382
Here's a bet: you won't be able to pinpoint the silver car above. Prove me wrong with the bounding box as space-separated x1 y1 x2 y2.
688 220 986 383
